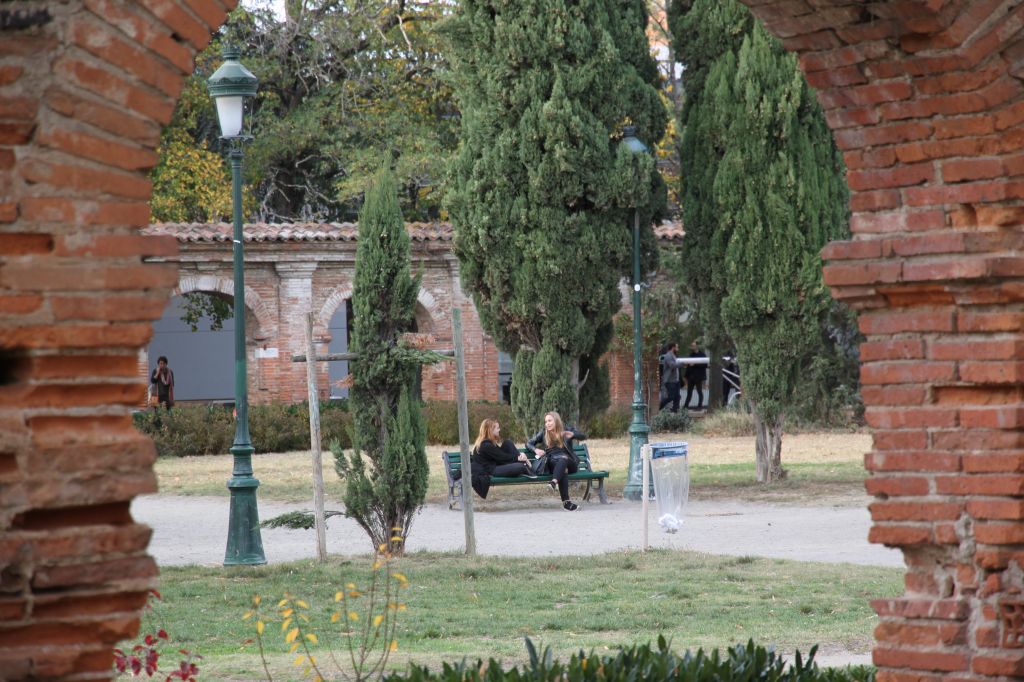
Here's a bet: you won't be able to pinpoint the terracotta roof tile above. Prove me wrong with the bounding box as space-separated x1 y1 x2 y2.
145 221 683 243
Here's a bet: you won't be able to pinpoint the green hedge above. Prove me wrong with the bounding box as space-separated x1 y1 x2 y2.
134 402 354 458
390 638 873 682
135 400 637 457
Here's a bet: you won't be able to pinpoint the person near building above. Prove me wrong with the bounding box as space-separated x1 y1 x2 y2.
658 341 683 412
470 418 535 499
683 341 707 410
527 411 586 511
150 355 175 410
723 355 739 405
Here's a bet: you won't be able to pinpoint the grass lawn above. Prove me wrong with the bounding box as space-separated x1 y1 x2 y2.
147 550 898 680
153 431 873 507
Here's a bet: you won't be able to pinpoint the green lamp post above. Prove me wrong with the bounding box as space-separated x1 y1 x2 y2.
620 125 651 502
208 46 266 566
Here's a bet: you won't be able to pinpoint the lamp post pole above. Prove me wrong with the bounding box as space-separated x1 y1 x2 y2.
224 138 265 566
208 46 266 566
620 126 650 502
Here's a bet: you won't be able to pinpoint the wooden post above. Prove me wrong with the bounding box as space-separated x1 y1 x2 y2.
305 312 328 561
641 444 650 552
453 308 475 555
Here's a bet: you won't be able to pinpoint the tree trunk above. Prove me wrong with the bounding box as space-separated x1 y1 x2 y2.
707 340 723 410
753 409 786 483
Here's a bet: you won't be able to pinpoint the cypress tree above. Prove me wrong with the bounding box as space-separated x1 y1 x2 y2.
335 165 428 552
445 0 667 429
671 0 753 409
670 0 848 481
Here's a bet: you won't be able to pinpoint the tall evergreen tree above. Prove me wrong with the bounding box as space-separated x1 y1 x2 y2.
670 0 753 409
335 165 428 553
444 0 667 429
670 0 849 481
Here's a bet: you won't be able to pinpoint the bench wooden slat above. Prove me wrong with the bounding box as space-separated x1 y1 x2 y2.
442 443 610 509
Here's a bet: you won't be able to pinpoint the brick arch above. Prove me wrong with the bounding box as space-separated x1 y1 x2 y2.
2 1 1024 680
741 1 1024 679
176 274 275 341
318 285 439 337
318 284 353 330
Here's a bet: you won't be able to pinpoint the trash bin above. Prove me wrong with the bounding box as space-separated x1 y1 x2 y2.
649 442 689 533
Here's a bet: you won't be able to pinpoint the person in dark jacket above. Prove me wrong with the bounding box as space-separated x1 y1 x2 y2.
470 418 535 499
527 411 586 511
150 355 175 409
683 341 707 410
658 342 683 412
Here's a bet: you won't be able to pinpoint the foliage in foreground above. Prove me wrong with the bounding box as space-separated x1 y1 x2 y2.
392 638 873 682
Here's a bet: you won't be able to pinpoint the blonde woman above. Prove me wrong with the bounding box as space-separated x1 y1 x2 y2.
470 418 535 499
526 411 586 511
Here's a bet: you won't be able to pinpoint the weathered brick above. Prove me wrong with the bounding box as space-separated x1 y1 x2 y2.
870 501 963 522
860 309 955 334
860 361 956 385
865 451 960 473
872 648 968 673
865 475 930 497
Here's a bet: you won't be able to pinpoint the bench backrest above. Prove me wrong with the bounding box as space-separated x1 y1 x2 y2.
444 443 595 476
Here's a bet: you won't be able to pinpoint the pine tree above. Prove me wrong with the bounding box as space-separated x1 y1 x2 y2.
444 0 667 429
335 165 428 552
670 0 849 482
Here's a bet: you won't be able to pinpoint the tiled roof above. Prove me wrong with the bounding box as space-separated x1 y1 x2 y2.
144 221 684 243
144 222 451 243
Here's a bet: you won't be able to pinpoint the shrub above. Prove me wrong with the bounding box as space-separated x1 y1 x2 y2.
389 637 873 682
650 409 693 433
582 407 632 439
422 401 525 445
135 402 353 457
693 402 757 437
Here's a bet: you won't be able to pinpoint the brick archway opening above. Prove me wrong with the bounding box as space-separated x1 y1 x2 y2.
3 1 1024 679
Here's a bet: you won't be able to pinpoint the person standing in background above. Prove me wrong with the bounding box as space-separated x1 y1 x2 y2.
658 342 683 413
683 341 707 410
150 355 175 410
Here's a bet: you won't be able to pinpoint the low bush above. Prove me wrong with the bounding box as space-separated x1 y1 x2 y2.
392 638 873 682
583 407 632 438
693 401 757 437
137 399 656 456
135 402 352 457
650 409 693 433
422 401 525 444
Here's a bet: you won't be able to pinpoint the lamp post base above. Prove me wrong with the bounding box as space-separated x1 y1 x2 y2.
224 445 266 566
622 401 651 501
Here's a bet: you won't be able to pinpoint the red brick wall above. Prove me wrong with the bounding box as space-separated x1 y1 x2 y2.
4 0 1024 679
0 1 234 678
745 0 1024 678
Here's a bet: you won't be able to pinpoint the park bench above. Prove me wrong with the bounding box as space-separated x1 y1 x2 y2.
442 443 610 510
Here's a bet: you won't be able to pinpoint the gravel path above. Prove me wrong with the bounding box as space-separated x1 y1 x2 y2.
133 494 901 568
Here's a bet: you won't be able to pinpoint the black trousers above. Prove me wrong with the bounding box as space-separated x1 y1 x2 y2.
659 381 681 412
549 454 578 502
491 462 530 477
684 380 704 409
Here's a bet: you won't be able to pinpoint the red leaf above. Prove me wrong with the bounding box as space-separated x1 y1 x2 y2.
158 629 169 640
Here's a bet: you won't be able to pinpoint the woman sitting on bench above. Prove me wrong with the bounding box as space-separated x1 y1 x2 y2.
527 411 586 512
470 418 536 499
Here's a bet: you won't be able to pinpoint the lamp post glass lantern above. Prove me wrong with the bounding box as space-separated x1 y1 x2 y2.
208 46 266 566
619 126 652 501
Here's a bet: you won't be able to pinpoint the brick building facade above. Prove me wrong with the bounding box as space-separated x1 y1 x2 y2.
138 220 683 408
5 1 1024 680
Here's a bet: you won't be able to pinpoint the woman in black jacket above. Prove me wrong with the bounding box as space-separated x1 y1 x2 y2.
527 411 585 511
470 418 535 499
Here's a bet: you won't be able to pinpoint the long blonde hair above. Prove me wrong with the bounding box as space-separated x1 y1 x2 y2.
473 418 499 453
543 411 565 449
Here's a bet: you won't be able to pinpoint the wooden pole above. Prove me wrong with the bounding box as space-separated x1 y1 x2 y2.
305 312 328 561
453 308 475 555
641 444 650 552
